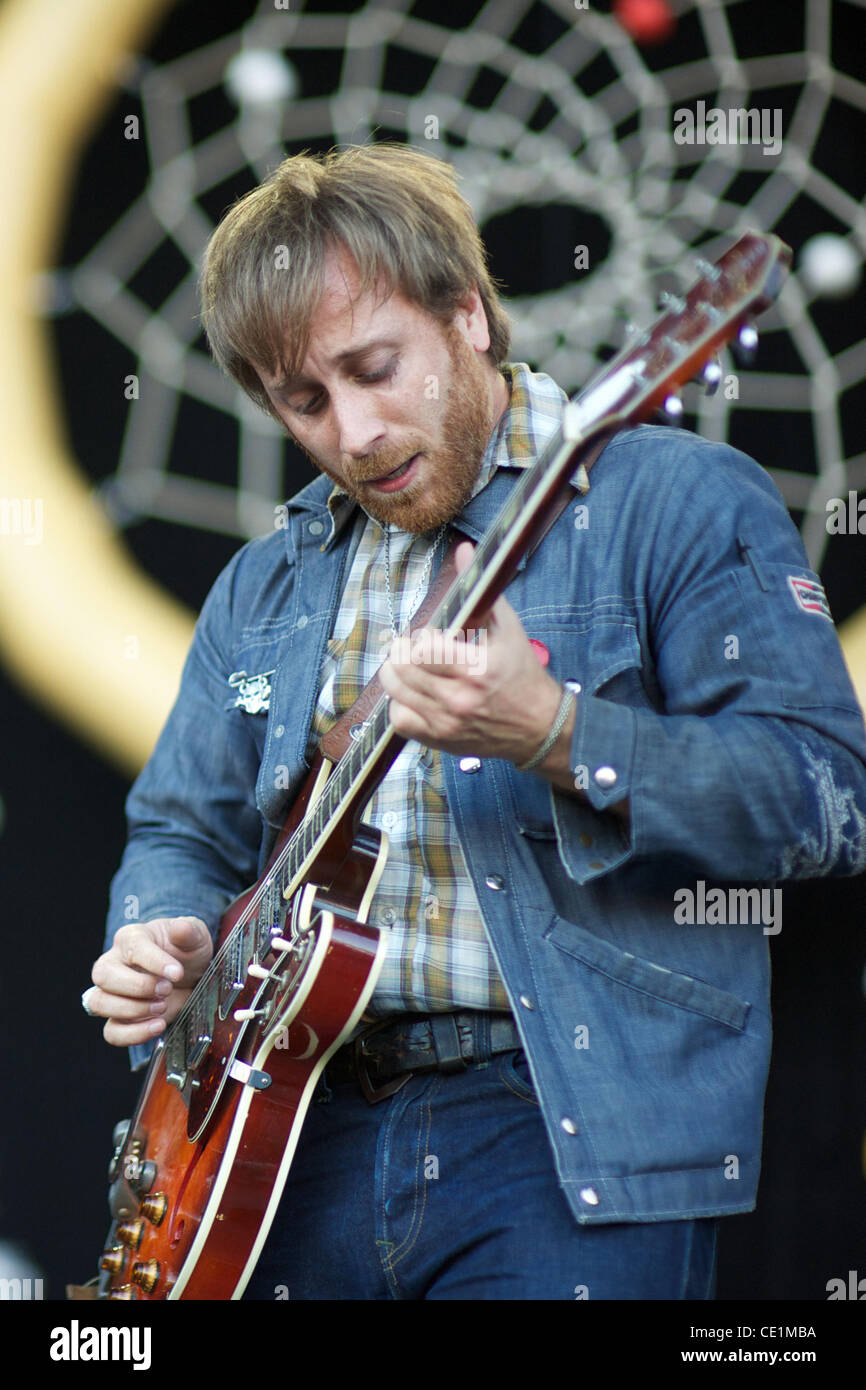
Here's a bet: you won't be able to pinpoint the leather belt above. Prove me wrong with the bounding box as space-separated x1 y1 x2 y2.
325 1010 521 1104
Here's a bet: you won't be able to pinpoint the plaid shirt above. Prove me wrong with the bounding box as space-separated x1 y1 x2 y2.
307 362 567 1015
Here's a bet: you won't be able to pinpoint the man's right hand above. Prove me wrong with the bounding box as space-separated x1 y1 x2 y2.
89 917 214 1047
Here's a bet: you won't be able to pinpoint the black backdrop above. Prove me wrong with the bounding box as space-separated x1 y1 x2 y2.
1 0 864 1309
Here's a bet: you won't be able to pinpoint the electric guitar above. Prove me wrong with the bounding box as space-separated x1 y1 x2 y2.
90 230 790 1299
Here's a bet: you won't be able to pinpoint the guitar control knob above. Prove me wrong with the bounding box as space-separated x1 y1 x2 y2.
116 1219 144 1249
140 1193 168 1226
131 1259 160 1293
131 1160 157 1195
108 1285 134 1300
99 1247 125 1274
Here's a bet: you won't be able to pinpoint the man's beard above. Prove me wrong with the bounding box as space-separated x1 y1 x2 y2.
299 326 499 535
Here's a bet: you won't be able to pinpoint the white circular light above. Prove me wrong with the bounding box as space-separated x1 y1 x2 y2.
224 50 298 106
799 233 862 300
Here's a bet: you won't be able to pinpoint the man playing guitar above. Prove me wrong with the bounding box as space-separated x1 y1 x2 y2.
86 144 866 1300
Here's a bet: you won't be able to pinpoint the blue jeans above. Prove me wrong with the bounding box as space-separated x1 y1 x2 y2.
242 1046 718 1301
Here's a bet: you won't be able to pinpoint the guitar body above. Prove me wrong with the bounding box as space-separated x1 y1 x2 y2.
96 756 389 1300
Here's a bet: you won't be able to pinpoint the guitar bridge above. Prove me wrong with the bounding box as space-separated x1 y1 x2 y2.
164 1032 188 1092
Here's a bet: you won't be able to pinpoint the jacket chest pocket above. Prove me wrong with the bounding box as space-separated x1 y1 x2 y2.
507 620 647 839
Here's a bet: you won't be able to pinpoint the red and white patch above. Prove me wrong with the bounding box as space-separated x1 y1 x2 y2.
787 575 832 620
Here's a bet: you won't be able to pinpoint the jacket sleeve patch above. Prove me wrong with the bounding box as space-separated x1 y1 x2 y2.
787 574 832 620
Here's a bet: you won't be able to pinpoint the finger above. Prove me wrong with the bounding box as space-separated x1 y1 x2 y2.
110 926 187 983
87 985 169 1021
164 917 213 957
387 628 487 685
103 1014 169 1048
450 540 520 638
380 658 456 720
454 539 475 573
92 951 176 1002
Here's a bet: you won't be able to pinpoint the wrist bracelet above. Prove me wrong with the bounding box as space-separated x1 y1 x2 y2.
515 684 577 772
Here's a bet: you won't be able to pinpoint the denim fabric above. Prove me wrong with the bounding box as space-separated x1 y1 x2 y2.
241 1051 718 1301
106 420 866 1226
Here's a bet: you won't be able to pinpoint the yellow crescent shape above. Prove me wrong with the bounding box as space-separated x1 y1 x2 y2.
839 609 866 714
291 1022 320 1063
0 0 191 777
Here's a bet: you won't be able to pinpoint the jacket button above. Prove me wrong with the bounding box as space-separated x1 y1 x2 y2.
593 765 617 788
459 756 482 773
579 1187 600 1205
308 520 324 536
274 724 285 738
519 994 534 1010
485 874 505 891
297 615 308 630
561 1117 578 1135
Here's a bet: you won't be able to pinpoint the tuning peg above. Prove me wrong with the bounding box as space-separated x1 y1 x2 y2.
247 962 271 979
733 319 759 364
694 257 722 284
657 290 686 314
659 393 684 423
699 358 723 395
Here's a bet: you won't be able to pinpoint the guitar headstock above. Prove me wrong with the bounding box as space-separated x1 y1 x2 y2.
564 232 792 441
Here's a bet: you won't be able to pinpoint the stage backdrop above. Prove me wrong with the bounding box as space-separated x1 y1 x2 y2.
0 0 863 1301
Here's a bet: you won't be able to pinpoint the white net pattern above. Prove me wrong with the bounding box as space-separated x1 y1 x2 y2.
50 0 866 573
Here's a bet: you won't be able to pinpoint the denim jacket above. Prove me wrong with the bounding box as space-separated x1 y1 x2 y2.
106 419 866 1226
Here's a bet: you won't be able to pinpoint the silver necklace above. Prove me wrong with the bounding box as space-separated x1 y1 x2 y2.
383 522 447 642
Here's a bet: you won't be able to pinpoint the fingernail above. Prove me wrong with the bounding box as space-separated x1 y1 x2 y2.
148 1018 165 1034
149 1001 167 1015
164 963 183 982
154 979 172 996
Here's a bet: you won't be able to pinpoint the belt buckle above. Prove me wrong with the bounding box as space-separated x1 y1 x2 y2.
354 1033 412 1105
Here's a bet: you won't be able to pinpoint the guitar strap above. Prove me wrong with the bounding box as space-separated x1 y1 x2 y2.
319 429 613 764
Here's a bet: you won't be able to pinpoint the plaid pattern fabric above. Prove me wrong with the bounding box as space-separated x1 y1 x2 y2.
306 362 567 1014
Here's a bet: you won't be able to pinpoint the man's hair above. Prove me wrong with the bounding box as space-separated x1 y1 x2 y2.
199 143 511 416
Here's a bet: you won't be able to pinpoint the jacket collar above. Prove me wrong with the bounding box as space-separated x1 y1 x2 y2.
279 361 566 553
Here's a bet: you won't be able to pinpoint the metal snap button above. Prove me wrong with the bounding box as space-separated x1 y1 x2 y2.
593 765 617 788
